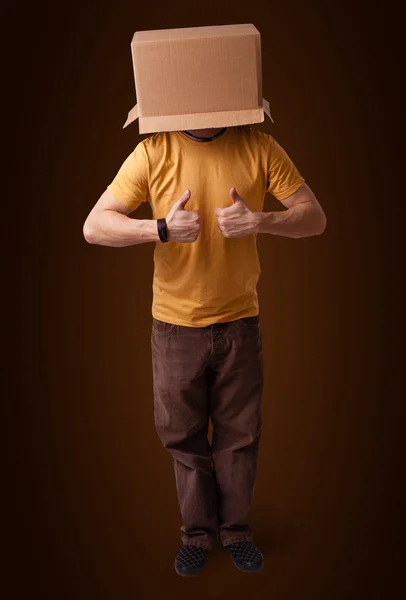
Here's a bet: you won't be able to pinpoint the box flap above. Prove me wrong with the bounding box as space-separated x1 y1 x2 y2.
123 98 273 131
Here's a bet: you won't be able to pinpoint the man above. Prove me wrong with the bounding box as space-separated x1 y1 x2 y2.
83 124 326 576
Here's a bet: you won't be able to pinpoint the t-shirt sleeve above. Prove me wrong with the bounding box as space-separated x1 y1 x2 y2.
266 136 305 200
107 142 149 211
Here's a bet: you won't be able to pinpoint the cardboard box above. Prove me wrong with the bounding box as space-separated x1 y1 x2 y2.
123 24 273 133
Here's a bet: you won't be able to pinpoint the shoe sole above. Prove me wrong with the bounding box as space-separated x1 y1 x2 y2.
231 557 264 573
174 562 206 577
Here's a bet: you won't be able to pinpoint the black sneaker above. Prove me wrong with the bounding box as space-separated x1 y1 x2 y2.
174 545 208 577
225 541 264 572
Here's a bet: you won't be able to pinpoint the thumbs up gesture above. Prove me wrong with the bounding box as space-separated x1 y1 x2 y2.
165 190 201 243
215 187 259 238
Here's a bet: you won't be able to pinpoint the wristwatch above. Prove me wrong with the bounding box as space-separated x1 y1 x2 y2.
157 218 169 243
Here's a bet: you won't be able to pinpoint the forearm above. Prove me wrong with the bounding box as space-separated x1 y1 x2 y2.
255 202 326 239
84 210 160 247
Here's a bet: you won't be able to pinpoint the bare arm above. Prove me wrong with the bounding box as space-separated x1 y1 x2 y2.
255 183 327 239
83 189 159 247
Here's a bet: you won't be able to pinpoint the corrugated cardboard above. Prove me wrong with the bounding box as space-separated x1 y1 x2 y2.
123 24 273 133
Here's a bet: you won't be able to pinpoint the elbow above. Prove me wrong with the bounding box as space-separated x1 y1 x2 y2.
316 211 327 235
296 211 326 239
310 209 327 237
83 220 98 244
295 210 327 239
321 212 327 234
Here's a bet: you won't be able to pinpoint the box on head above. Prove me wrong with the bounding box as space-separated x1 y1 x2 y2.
122 24 274 134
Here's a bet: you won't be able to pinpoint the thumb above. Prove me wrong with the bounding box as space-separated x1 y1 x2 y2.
230 187 242 203
176 189 191 210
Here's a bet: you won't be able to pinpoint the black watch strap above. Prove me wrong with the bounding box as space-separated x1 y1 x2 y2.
157 218 169 243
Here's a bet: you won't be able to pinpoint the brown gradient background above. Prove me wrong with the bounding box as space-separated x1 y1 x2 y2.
5 1 404 599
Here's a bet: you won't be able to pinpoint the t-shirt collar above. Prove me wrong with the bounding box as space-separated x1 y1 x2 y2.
181 127 227 142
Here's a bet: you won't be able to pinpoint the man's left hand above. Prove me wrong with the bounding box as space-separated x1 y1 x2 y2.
215 188 259 238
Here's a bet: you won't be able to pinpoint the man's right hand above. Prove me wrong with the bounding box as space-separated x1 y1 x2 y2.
165 190 200 243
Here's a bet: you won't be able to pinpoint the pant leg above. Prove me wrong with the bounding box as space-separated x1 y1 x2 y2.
151 319 218 550
208 317 264 547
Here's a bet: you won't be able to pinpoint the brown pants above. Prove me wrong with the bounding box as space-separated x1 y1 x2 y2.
151 315 264 550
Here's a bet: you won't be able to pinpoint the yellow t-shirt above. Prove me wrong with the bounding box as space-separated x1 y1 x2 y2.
107 125 304 327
